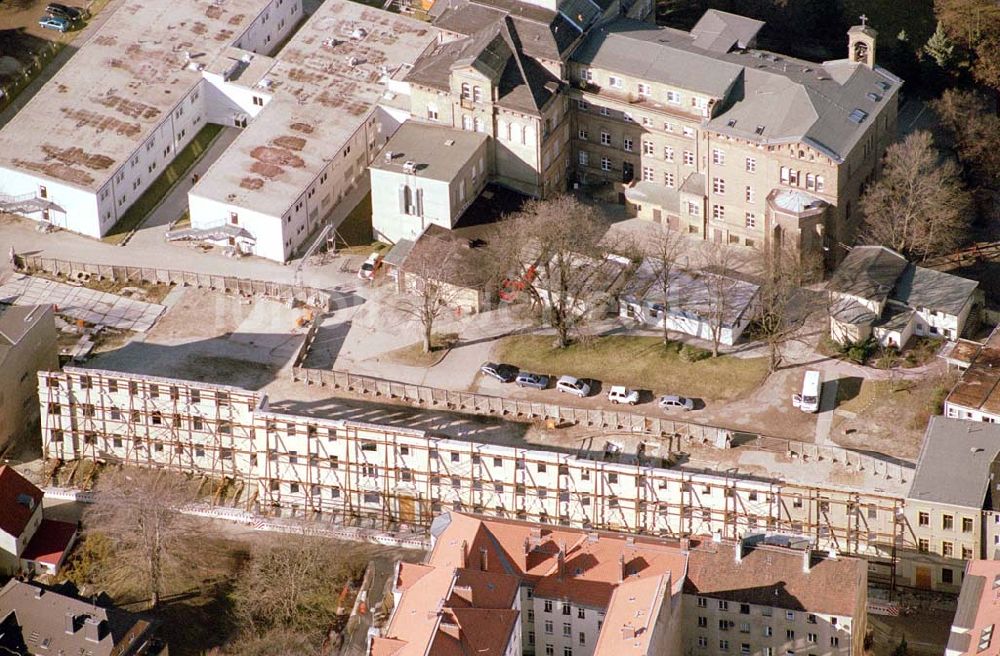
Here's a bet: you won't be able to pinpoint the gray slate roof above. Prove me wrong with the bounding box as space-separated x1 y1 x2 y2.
907 416 1000 510
406 17 561 115
0 580 157 656
370 122 488 182
893 264 978 316
571 19 743 98
689 9 764 52
826 246 907 303
571 18 901 162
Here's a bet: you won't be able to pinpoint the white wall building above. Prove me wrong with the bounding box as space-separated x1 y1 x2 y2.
369 122 489 244
618 259 760 347
187 2 443 262
0 0 298 238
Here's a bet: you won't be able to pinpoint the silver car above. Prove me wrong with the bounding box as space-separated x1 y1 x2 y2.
658 395 695 411
556 375 591 398
515 372 549 390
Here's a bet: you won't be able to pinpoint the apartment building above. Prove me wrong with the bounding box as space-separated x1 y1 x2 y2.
0 0 299 238
684 537 867 656
568 12 899 266
946 560 1000 656
371 514 867 656
0 580 165 655
38 366 946 588
0 304 57 453
902 416 1000 593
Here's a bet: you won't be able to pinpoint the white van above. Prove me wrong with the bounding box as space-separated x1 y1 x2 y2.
793 370 822 413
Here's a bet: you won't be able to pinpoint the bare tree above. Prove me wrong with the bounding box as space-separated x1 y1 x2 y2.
700 243 740 358
391 233 484 353
645 226 686 347
85 468 199 608
491 195 633 348
859 131 972 261
755 244 815 373
228 535 367 653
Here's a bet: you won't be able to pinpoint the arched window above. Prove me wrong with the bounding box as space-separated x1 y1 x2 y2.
461 82 470 98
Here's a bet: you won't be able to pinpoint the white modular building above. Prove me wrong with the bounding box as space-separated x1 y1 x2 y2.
0 0 301 237
187 2 443 262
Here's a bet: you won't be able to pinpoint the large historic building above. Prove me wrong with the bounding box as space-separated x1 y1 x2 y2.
381 2 900 271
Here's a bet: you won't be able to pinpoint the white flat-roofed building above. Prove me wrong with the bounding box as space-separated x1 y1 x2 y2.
369 122 489 244
188 2 443 262
0 0 300 238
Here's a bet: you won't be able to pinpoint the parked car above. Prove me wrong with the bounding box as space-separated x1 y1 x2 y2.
556 375 591 398
38 15 71 31
357 252 383 280
658 395 695 411
515 372 549 390
46 3 83 21
480 362 518 383
607 386 639 405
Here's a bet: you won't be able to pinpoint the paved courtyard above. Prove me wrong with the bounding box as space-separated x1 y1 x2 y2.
0 272 165 331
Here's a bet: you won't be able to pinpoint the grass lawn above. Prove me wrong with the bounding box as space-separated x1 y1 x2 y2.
102 123 224 245
385 332 459 367
494 335 768 401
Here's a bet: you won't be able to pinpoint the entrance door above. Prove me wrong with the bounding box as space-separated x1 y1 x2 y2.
667 215 679 230
398 494 417 524
713 229 723 244
652 208 662 223
915 566 932 589
39 185 47 199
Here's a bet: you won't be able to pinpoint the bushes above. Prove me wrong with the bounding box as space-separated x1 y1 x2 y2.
839 337 877 365
679 343 711 362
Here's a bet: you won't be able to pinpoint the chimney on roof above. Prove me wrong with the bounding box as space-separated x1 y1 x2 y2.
680 538 690 552
621 624 636 640
735 541 744 564
802 547 812 573
84 617 101 644
65 612 75 635
557 543 566 580
619 554 627 583
480 547 489 572
524 537 530 556
460 540 468 569
827 548 837 560
34 586 44 600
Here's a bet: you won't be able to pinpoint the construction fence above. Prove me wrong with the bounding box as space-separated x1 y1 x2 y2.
13 254 334 310
290 367 914 483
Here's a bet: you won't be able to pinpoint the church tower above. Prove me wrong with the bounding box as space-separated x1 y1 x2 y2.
848 16 877 68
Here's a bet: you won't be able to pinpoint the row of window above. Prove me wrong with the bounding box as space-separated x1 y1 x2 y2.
917 512 974 532
696 638 839 653
916 539 974 560
581 70 709 116
577 100 698 136
779 167 826 192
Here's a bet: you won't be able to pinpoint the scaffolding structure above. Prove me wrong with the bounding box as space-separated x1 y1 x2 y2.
39 367 949 588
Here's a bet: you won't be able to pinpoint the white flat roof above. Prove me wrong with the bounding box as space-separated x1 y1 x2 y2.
0 0 275 192
192 1 441 217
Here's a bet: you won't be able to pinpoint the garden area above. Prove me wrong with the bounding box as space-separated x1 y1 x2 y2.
494 334 769 401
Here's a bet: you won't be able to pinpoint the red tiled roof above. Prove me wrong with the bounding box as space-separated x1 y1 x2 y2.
21 519 78 567
0 465 43 538
684 542 865 617
369 637 408 656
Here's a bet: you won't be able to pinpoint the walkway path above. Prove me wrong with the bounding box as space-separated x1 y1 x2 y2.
814 377 838 446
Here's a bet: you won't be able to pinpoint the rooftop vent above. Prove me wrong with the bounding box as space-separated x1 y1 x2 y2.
402 160 417 173
444 139 455 146
866 92 882 102
876 80 891 91
754 125 765 135
727 119 737 127
848 108 868 124
351 27 368 40
384 150 394 162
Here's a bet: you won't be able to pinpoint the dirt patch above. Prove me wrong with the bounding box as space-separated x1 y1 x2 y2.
290 122 314 134
40 144 115 170
251 145 305 168
239 176 265 190
273 135 307 151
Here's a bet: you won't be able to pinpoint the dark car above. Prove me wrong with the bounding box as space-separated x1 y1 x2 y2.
480 362 517 383
46 3 84 21
515 372 549 390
